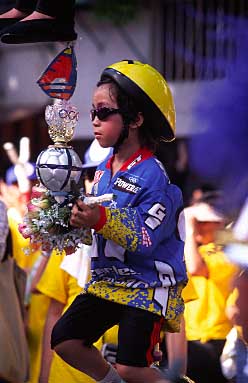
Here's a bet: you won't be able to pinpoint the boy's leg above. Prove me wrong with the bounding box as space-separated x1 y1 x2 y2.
54 339 121 381
51 293 122 381
115 306 168 382
55 339 169 382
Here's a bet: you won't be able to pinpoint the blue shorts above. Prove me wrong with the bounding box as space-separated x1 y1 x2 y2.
51 292 165 367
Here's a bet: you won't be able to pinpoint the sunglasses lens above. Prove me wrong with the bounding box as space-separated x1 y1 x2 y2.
97 108 112 120
90 107 120 121
90 109 96 121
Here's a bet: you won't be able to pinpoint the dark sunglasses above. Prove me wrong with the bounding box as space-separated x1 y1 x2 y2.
90 107 121 121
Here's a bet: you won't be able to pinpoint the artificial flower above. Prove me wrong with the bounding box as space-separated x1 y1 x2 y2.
18 223 33 239
31 185 47 199
31 198 50 209
27 203 41 213
19 184 114 254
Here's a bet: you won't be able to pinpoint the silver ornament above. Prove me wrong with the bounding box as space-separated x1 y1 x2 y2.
36 99 82 193
36 146 82 192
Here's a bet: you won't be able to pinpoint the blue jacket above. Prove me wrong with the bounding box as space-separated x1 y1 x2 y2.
85 147 187 320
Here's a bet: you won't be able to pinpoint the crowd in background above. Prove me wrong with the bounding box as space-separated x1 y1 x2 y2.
0 136 245 383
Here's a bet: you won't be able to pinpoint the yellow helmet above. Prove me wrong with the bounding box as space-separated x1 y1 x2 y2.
101 60 176 141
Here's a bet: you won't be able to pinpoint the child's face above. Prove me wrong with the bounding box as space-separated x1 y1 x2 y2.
91 84 123 148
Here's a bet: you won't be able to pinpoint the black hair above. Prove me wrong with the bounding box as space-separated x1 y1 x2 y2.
197 190 223 205
82 167 97 183
97 77 158 152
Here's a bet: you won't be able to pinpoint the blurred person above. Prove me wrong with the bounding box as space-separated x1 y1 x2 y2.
223 279 247 383
26 252 50 383
0 200 30 383
1 185 50 383
4 222 50 383
1 141 51 383
1 158 41 270
183 197 239 383
1 138 41 270
222 199 248 383
159 188 211 382
51 60 187 383
223 202 248 347
0 200 9 262
188 20 248 383
188 185 220 207
231 271 248 383
0 0 77 43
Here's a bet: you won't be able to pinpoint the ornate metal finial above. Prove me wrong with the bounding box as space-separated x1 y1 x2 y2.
45 99 79 147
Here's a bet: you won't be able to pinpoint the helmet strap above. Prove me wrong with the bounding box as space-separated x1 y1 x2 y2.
113 124 129 154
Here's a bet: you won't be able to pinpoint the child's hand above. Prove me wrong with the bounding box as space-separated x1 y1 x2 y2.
70 199 101 228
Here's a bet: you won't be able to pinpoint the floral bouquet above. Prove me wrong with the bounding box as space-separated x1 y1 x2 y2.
19 185 114 255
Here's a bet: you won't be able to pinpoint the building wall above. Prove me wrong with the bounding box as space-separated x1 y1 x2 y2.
0 8 151 139
0 4 226 141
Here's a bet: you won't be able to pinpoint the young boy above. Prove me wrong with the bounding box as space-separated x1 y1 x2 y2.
51 60 188 383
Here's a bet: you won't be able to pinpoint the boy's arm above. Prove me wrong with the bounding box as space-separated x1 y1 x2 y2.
70 187 183 254
93 192 182 254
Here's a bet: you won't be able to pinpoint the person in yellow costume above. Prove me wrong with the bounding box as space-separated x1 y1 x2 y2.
1 140 53 383
0 179 50 383
183 195 239 383
0 179 40 271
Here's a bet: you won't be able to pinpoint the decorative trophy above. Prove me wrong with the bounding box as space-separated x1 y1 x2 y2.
19 46 113 254
36 99 82 202
36 46 81 201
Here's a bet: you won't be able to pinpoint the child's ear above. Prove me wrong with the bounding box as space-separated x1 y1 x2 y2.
130 112 144 129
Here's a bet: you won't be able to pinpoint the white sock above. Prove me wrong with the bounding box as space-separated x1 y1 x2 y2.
97 363 122 383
